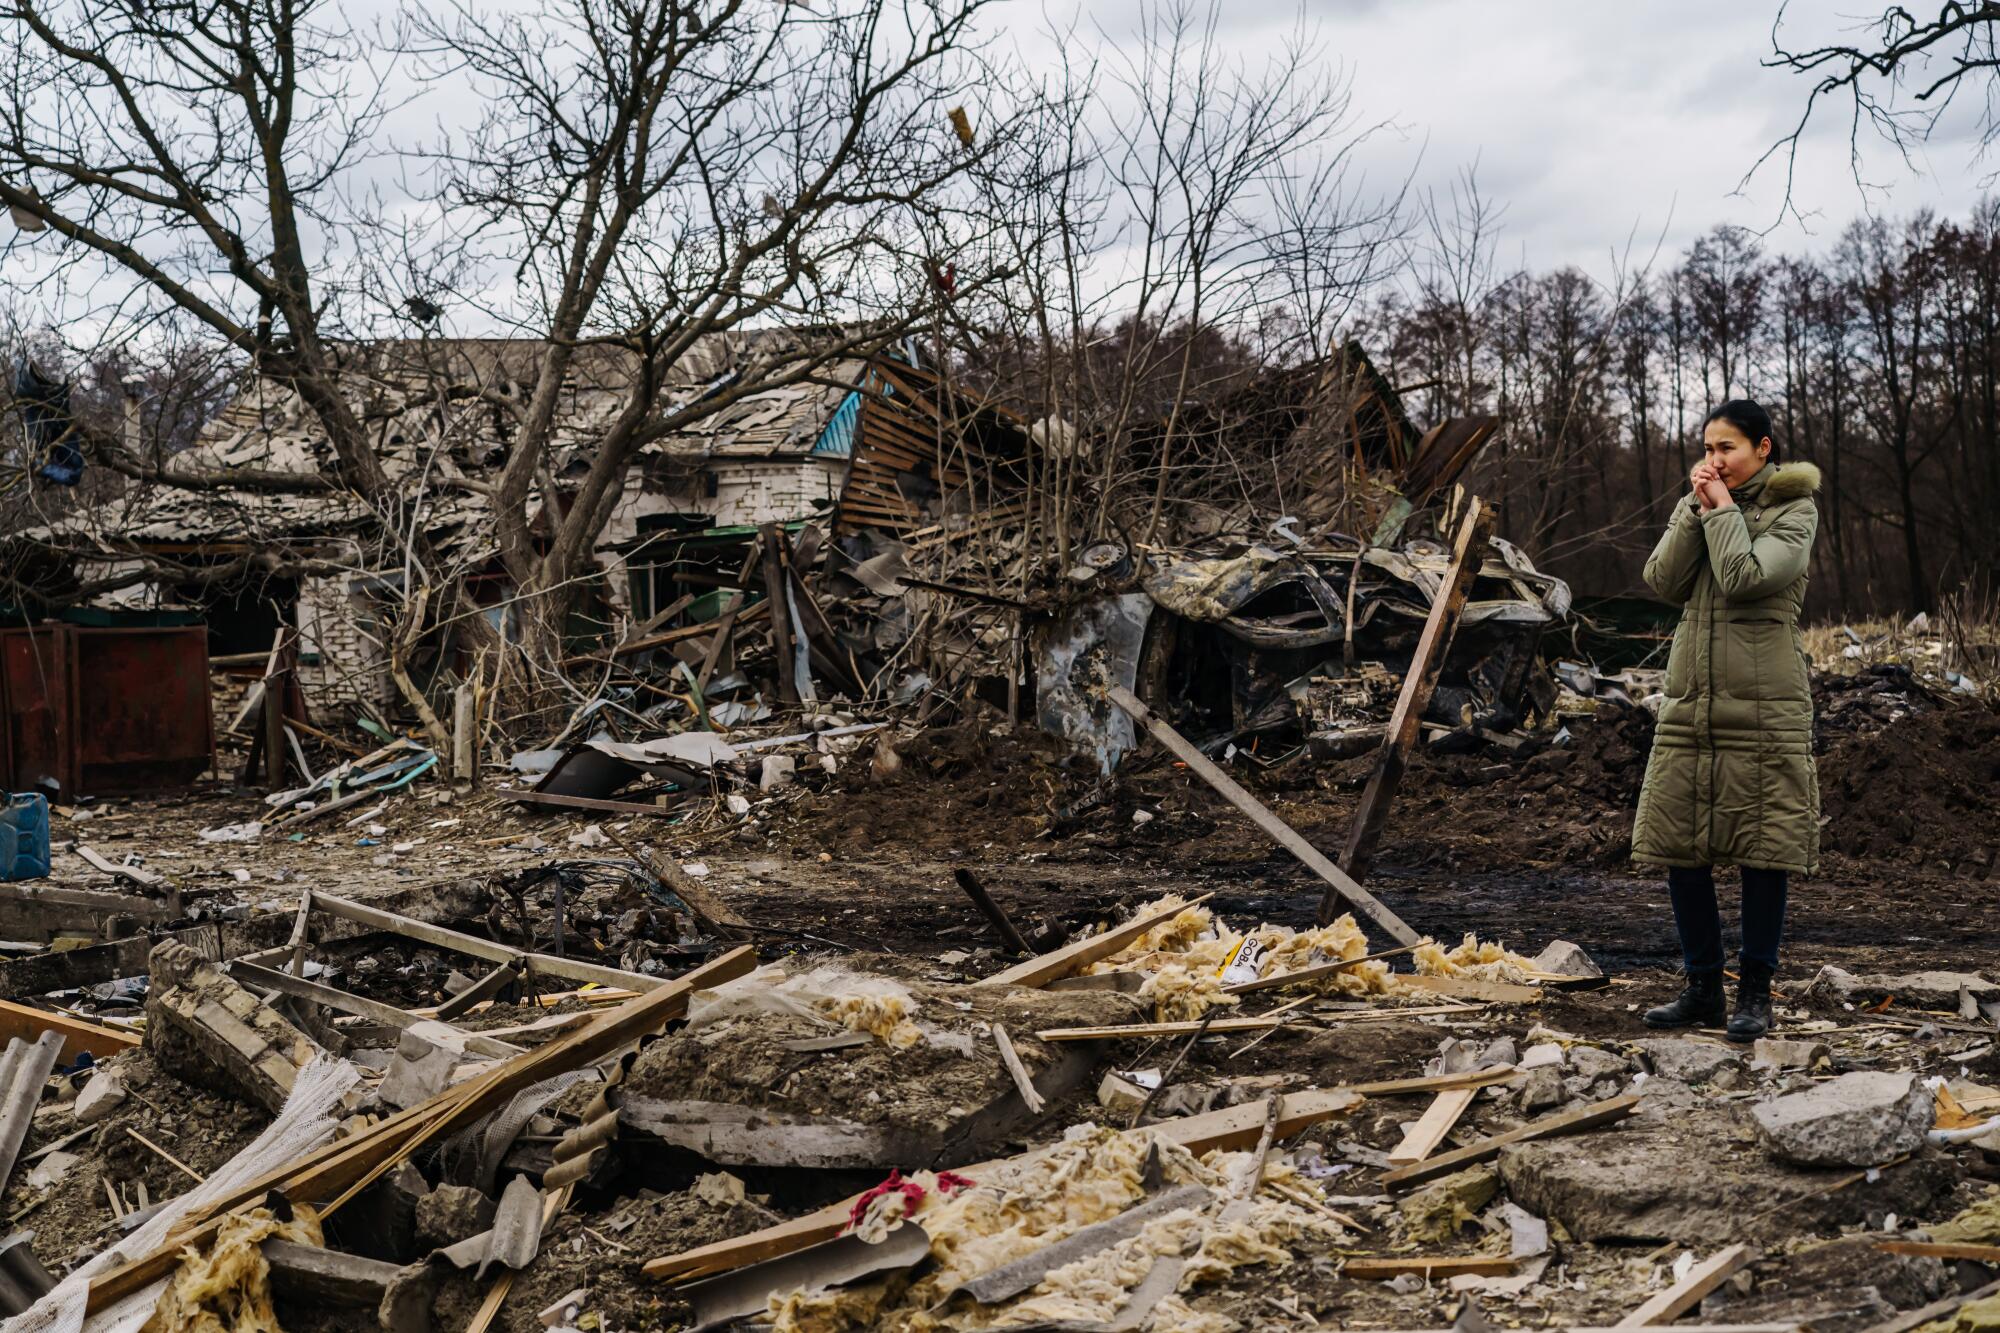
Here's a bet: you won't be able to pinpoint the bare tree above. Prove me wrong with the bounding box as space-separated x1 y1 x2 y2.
1 0 1034 706
1759 3 2000 213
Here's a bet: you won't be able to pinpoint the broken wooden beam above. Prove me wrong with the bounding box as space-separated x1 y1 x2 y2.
989 1022 1045 1114
0 997 139 1064
975 894 1214 990
1379 1094 1641 1189
1036 1014 1303 1042
1875 1240 2000 1263
605 830 750 938
84 945 759 1316
953 869 1034 955
501 789 679 818
1105 685 1419 947
760 523 801 704
1617 1244 1755 1326
1346 1255 1518 1280
1334 497 1494 889
229 959 522 1060
70 845 166 890
310 893 663 993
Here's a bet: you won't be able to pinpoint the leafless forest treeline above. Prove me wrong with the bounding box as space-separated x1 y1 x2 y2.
1359 204 2000 617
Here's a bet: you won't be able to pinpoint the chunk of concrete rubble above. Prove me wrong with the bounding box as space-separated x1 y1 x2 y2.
1431 1036 1518 1076
1498 1111 1957 1244
1531 940 1603 978
416 1183 498 1251
1518 1043 1565 1071
25 1151 81 1190
145 939 321 1115
73 1070 126 1124
1752 1071 1931 1167
1634 1038 1745 1084
1751 1037 1831 1071
1097 1072 1149 1117
1807 965 1999 1011
1517 1065 1565 1113
1567 1046 1631 1083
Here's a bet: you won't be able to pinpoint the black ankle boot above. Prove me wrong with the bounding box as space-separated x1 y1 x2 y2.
1644 969 1726 1029
1728 960 1775 1043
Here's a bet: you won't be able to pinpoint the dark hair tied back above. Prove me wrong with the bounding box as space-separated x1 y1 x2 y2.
1703 399 1780 464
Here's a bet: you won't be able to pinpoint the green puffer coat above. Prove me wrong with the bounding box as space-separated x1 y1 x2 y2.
1632 461 1823 874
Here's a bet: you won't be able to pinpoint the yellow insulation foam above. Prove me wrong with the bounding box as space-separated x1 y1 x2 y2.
818 990 923 1050
768 1127 1344 1332
152 1201 324 1333
1079 896 1537 1017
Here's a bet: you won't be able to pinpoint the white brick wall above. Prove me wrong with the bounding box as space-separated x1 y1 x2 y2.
296 576 393 715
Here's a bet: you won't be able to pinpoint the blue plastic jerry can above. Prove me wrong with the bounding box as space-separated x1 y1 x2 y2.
1 793 52 881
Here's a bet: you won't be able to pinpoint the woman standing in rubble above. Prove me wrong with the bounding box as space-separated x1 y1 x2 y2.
1632 399 1822 1043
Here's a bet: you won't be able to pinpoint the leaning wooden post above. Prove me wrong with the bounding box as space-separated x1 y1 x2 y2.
759 524 800 705
1332 497 1495 899
1105 685 1420 947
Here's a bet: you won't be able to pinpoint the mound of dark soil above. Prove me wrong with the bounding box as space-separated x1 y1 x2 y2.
1818 699 2000 870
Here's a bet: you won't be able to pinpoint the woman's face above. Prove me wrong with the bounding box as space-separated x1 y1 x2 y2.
1701 420 1771 487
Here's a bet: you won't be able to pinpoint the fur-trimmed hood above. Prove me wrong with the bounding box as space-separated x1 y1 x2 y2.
1759 461 1822 503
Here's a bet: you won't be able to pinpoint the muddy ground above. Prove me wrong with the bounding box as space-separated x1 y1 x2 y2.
15 665 2000 1332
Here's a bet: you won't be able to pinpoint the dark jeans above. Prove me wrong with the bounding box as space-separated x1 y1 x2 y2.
1668 865 1788 972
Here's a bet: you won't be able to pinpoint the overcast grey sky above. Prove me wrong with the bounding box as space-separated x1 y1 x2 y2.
1019 0 1990 278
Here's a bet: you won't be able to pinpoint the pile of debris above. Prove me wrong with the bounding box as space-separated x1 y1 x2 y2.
0 818 1998 1333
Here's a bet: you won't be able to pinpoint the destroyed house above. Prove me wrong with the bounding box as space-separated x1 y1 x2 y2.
6 334 1037 735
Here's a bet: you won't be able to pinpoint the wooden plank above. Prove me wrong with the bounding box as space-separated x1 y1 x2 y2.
309 893 663 993
1386 1087 1478 1166
606 829 750 936
503 789 680 818
229 960 522 1059
1106 685 1419 948
71 844 166 889
1394 973 1544 1005
1379 1095 1641 1190
975 894 1214 990
643 1088 1361 1286
84 945 759 1315
695 592 746 696
1617 1244 1755 1326
1037 1015 1301 1042
0 996 140 1063
1875 1241 2000 1262
1334 499 1494 890
760 524 799 705
1346 1256 1518 1280
990 1023 1045 1114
